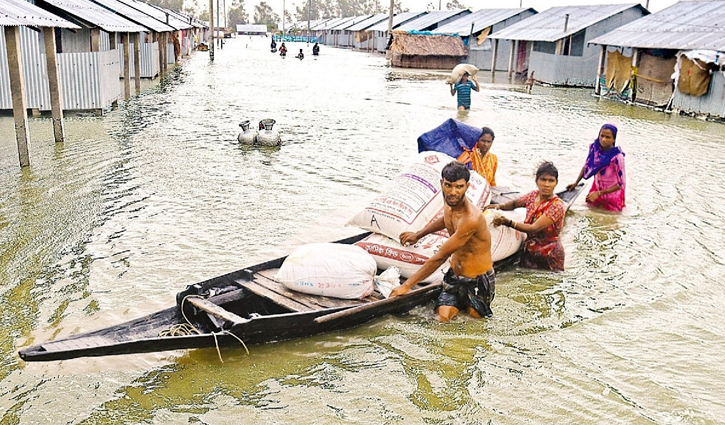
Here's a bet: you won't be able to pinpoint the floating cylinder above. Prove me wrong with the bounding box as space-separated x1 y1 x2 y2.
237 120 257 144
256 119 281 146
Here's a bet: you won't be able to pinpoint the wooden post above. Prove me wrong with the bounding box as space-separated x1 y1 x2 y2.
43 27 65 143
595 44 606 96
133 32 141 93
630 47 639 102
163 32 168 73
109 31 118 50
209 0 215 60
490 38 499 81
122 33 130 99
507 40 515 81
90 28 101 52
4 26 30 167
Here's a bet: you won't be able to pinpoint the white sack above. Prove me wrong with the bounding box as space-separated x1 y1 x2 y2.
375 266 401 298
447 63 479 84
484 208 527 261
275 243 376 299
347 151 491 241
355 233 448 283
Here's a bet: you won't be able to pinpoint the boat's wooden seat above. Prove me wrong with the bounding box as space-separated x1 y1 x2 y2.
234 268 383 313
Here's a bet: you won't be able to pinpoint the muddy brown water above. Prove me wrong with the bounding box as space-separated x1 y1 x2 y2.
1 37 724 424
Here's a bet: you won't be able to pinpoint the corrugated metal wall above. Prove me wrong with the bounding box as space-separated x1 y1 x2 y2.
530 50 598 86
117 41 159 78
672 72 725 118
468 11 538 72
1 27 121 111
529 8 647 87
469 39 512 72
0 27 50 110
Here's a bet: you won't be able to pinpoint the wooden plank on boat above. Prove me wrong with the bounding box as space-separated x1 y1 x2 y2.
254 270 378 308
236 278 317 312
186 297 249 325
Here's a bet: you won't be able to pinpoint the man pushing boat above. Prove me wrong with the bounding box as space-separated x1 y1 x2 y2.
390 161 495 321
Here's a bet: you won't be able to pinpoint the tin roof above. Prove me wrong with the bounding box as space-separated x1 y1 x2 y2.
436 8 535 35
90 0 174 32
327 15 361 30
589 1 725 51
39 0 145 32
366 11 426 32
315 17 348 30
345 13 388 31
490 3 645 42
150 5 200 28
329 14 371 30
394 9 470 32
0 0 79 28
309 18 332 30
113 0 191 30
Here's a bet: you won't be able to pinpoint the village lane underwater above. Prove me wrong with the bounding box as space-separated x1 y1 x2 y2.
1 35 725 424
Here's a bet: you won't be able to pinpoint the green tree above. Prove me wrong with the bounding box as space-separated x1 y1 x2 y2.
390 0 408 13
145 0 184 13
446 0 468 10
228 0 249 26
295 0 320 21
254 1 279 26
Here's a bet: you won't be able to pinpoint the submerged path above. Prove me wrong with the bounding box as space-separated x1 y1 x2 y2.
1 36 724 424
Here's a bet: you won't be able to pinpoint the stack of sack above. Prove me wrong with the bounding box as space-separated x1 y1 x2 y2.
348 151 492 284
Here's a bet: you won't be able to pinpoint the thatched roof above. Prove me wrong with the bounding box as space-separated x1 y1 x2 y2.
390 31 467 57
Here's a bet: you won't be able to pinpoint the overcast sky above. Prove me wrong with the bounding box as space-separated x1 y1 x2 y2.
211 0 680 23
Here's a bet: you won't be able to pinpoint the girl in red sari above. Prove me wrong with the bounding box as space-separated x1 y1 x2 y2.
486 162 566 271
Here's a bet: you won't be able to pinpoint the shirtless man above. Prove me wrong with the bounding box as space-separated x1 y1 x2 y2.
390 161 495 321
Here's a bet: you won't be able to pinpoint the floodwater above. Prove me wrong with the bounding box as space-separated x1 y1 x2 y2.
1 36 724 424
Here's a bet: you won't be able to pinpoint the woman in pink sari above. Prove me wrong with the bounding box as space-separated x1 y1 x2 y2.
567 124 626 212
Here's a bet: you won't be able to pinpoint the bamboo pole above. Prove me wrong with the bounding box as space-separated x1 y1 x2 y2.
122 32 131 99
595 44 606 96
133 33 141 94
209 0 215 60
490 38 499 81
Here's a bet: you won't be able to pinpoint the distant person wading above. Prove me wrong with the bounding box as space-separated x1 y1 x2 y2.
450 72 480 110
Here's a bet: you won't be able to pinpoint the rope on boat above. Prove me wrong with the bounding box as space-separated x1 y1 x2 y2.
158 323 200 337
157 295 250 362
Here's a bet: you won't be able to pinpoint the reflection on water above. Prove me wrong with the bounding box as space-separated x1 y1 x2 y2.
2 36 725 423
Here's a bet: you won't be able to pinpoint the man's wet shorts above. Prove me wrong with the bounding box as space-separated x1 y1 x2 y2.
435 268 496 317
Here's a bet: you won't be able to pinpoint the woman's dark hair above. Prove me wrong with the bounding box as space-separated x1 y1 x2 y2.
535 161 558 180
481 126 495 140
442 161 470 183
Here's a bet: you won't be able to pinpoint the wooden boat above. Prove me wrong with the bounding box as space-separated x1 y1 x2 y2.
18 185 583 362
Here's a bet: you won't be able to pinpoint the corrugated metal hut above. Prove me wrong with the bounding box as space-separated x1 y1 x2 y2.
1 0 145 112
236 24 267 35
90 0 176 78
394 9 471 33
1 0 81 167
588 0 725 119
389 30 468 69
489 4 648 87
436 8 537 72
364 11 426 53
325 15 371 47
113 0 193 66
315 17 350 44
346 13 388 49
